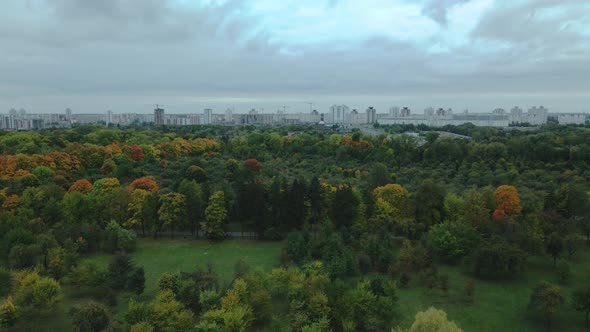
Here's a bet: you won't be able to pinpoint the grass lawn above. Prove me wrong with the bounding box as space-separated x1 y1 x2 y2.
395 249 590 331
87 238 283 298
10 238 282 332
10 238 590 332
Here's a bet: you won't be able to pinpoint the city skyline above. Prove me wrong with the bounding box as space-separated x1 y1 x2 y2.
1 1 589 113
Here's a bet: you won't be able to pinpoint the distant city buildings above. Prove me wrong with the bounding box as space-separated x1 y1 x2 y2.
203 109 213 125
377 105 573 128
154 106 165 125
330 105 350 124
0 104 587 131
366 107 377 124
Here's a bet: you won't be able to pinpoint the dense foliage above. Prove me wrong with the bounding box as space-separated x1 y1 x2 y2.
0 123 589 330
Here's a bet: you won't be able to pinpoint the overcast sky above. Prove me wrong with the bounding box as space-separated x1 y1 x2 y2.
1 0 589 114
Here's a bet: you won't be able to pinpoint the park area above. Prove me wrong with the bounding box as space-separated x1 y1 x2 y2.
11 239 282 331
10 239 590 331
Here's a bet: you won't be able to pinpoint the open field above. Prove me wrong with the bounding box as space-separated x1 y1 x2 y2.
10 239 590 331
10 239 283 332
395 250 590 332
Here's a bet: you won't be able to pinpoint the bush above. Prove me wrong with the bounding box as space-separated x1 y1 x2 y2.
8 244 41 269
157 272 180 294
234 258 250 279
0 296 18 328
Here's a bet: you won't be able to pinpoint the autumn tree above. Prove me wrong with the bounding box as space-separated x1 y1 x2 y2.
128 177 159 193
203 191 227 240
68 179 93 194
127 145 145 162
243 158 261 172
493 185 522 221
373 184 410 221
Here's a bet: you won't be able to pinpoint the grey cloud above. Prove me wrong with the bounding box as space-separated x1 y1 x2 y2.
0 0 588 114
422 0 470 26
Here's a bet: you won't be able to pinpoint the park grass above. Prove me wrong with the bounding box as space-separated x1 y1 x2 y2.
10 238 282 332
395 249 590 332
11 238 590 332
86 238 283 298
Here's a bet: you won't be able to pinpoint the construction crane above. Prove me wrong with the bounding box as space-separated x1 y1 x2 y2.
278 105 291 114
296 101 314 113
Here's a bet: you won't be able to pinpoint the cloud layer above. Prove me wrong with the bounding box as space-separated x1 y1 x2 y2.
0 0 589 113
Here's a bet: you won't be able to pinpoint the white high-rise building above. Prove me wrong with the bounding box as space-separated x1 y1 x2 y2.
366 107 377 124
203 109 213 125
106 110 113 126
225 108 233 124
329 105 350 124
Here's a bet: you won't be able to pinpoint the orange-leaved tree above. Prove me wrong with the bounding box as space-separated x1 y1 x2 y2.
68 179 93 194
128 177 160 192
493 185 522 220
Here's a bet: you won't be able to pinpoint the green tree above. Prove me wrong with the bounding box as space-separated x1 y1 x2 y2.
178 179 204 236
409 307 461 332
471 240 527 279
158 192 187 238
69 302 110 332
13 271 62 310
151 290 195 331
528 281 564 326
574 286 590 327
427 220 478 262
203 191 227 240
127 267 146 295
415 179 446 230
546 232 564 267
331 185 360 230
108 253 133 290
130 321 155 332
126 189 152 236
463 188 491 225
370 163 391 187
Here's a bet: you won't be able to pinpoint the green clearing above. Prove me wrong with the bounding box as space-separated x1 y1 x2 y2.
10 239 590 332
10 239 282 332
395 250 590 332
